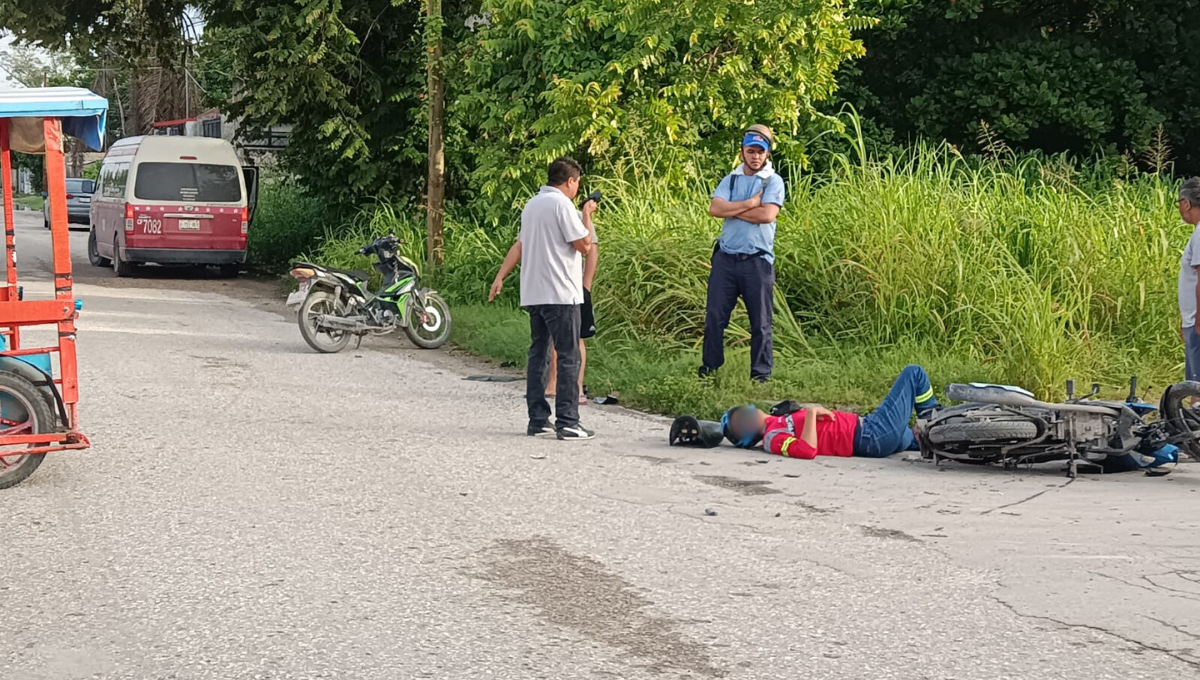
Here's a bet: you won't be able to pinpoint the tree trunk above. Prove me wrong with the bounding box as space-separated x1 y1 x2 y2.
425 0 445 266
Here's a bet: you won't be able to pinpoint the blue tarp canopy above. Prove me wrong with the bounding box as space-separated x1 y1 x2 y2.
0 87 109 152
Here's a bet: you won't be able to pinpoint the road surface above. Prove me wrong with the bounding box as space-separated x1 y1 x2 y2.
3 211 1200 679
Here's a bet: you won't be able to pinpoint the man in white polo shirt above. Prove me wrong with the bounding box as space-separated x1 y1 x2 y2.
490 158 596 440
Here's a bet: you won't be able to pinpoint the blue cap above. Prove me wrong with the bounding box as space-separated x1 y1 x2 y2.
742 131 770 151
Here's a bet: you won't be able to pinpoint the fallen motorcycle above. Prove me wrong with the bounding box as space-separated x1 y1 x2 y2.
287 233 452 353
917 377 1200 476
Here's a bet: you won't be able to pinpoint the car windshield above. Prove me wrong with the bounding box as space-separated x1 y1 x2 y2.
133 162 242 202
65 179 94 194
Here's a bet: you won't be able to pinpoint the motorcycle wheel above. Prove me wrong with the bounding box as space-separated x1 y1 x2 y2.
1161 381 1200 460
403 292 452 349
928 419 1038 445
298 290 352 354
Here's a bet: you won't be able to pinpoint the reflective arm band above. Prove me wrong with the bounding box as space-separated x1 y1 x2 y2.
916 387 935 404
780 436 796 458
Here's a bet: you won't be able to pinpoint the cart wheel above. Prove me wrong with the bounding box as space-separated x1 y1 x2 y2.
0 371 55 490
88 228 110 267
112 237 134 278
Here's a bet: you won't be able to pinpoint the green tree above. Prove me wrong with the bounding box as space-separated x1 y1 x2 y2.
845 0 1200 172
459 0 869 206
0 0 188 63
198 0 475 209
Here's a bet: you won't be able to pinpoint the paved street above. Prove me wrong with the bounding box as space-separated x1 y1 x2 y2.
2 209 1200 679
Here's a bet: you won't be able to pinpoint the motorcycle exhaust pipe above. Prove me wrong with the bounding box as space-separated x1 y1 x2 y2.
314 314 369 332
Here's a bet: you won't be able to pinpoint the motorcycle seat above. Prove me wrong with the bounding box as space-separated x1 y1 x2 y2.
329 267 370 282
946 382 1037 405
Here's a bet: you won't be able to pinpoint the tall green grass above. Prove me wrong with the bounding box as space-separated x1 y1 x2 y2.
305 142 1190 406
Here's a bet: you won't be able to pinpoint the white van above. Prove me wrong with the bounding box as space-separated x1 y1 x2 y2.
88 136 258 277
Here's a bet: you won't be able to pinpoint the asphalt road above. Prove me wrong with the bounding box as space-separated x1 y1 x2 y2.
3 211 1200 679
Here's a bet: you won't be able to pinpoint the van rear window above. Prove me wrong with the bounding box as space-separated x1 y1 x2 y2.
133 163 242 202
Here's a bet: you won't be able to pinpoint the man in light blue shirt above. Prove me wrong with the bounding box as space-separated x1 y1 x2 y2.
701 124 786 382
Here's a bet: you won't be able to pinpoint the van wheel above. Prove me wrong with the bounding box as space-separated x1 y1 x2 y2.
87 228 110 267
43 218 50 230
112 237 134 278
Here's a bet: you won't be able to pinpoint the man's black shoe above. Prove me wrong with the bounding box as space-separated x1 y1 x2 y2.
556 425 596 441
527 423 556 437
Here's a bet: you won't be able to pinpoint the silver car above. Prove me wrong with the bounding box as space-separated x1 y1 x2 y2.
43 178 95 229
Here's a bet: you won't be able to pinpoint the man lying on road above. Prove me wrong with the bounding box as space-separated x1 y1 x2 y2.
720 365 941 459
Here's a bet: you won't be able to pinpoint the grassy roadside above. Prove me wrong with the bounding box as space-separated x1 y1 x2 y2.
450 302 1004 420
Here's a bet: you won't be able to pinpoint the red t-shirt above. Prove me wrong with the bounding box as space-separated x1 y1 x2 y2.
761 410 859 459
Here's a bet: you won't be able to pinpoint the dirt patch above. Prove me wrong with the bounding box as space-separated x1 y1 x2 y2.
694 475 781 496
859 525 922 543
626 455 676 466
475 537 726 678
793 500 833 514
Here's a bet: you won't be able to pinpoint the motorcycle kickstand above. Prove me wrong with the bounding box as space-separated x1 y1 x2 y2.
354 334 363 350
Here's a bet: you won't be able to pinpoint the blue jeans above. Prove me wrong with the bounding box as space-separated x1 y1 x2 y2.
853 365 940 458
1186 326 1200 382
526 304 581 430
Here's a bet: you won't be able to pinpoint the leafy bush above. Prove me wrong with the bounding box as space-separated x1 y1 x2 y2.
246 178 329 272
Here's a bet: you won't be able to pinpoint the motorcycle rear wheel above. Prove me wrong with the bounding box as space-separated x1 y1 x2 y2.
299 291 352 354
1161 381 1200 460
928 419 1038 445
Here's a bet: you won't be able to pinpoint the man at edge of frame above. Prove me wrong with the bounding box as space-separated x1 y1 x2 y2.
700 124 786 383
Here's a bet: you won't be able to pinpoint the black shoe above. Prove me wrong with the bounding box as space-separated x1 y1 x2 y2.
556 424 596 441
527 423 556 437
698 366 716 379
753 375 770 384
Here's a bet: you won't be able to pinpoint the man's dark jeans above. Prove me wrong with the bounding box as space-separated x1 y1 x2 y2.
526 304 581 430
702 249 775 380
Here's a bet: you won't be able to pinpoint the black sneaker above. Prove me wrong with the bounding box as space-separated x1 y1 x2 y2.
527 423 556 437
556 424 596 441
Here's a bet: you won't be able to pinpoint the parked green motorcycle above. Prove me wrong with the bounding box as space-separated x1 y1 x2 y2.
287 233 452 353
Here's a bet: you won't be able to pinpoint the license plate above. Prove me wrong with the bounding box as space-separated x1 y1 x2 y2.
286 282 311 308
178 219 200 231
79 197 90 203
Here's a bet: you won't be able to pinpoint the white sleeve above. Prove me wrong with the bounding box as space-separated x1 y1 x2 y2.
558 201 589 242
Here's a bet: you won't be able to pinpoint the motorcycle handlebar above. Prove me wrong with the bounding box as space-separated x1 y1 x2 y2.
358 234 402 255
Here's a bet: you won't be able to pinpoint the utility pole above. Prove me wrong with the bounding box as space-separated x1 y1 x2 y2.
425 0 446 266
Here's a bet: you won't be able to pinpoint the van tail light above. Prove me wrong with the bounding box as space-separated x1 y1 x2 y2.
65 193 74 200
240 207 249 235
124 203 134 233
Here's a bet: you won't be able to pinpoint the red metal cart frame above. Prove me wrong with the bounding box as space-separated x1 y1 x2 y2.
0 90 106 457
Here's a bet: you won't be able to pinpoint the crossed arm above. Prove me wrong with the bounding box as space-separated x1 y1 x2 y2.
709 192 780 225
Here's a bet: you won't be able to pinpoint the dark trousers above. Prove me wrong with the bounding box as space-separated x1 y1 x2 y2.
526 304 581 430
1185 326 1200 382
853 365 940 458
702 249 775 379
